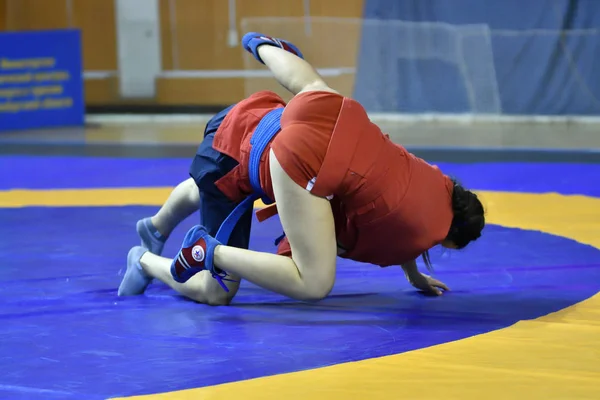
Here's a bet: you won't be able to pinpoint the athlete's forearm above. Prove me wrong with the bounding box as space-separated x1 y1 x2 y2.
257 45 326 95
401 259 420 279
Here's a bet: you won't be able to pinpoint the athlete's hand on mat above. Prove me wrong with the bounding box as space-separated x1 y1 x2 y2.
408 272 449 296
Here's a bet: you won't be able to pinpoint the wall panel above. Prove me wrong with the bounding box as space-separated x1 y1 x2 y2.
156 77 246 105
4 0 69 30
157 0 364 106
0 0 6 30
309 0 364 17
84 78 118 104
162 0 241 70
72 0 117 71
159 0 174 70
1 0 364 106
1 0 118 104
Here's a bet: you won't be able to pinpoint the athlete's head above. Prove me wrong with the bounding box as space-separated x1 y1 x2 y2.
421 179 484 272
442 179 485 249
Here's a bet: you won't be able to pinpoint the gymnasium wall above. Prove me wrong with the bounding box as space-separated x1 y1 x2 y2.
361 0 600 115
0 0 363 109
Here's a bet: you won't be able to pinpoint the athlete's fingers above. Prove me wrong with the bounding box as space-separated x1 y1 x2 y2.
422 283 442 296
431 280 450 292
430 286 443 296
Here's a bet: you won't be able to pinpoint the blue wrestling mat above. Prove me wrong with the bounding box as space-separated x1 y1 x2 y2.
1 156 600 399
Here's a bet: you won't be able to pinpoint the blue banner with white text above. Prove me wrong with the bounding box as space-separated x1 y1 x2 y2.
0 29 85 132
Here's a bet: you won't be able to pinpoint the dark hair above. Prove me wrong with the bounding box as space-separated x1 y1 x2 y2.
446 179 485 249
421 179 485 272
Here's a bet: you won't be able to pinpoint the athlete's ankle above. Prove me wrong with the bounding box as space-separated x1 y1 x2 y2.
212 244 225 269
138 252 151 274
150 216 170 238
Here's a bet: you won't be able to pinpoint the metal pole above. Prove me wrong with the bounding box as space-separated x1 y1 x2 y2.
303 0 312 36
228 0 238 47
65 0 73 27
169 0 180 69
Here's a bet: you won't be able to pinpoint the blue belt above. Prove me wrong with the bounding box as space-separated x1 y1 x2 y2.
214 107 284 246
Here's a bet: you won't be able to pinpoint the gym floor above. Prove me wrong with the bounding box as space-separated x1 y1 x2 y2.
1 119 599 399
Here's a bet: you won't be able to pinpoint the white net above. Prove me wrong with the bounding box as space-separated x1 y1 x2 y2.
240 17 502 115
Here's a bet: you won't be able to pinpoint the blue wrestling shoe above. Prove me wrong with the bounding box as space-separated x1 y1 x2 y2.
118 246 153 296
242 32 304 64
170 225 235 291
136 218 167 256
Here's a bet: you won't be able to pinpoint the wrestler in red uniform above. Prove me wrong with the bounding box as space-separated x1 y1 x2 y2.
118 33 485 305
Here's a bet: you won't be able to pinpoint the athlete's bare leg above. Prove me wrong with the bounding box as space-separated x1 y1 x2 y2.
135 149 336 302
120 231 241 304
120 177 203 299
147 42 338 301
151 177 199 237
255 44 339 96
128 37 340 303
209 43 339 300
137 147 337 302
135 178 199 256
211 148 337 301
140 251 240 305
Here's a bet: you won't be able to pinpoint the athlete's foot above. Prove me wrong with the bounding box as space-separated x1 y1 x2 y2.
118 246 153 296
136 217 167 255
242 32 304 64
171 225 223 284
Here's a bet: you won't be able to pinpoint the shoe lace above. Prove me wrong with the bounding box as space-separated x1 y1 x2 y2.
211 268 238 292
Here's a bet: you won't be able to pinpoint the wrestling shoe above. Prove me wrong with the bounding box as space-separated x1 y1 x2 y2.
170 225 235 291
242 32 304 64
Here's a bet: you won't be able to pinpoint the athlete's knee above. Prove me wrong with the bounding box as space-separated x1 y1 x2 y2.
202 279 239 306
299 285 333 302
178 275 237 305
298 275 334 302
186 289 233 306
204 293 234 306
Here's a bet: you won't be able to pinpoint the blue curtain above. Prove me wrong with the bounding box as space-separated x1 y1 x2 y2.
356 0 600 115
